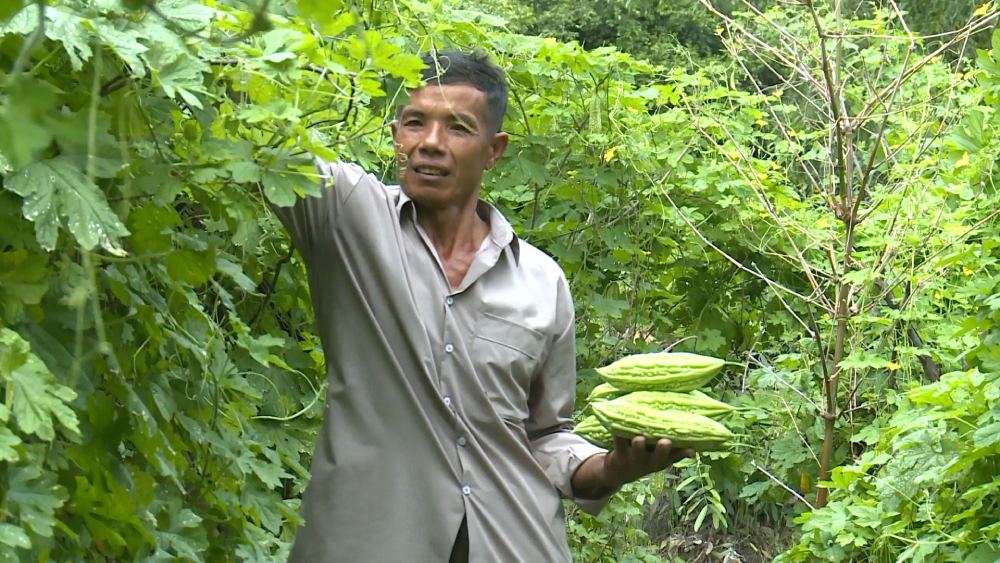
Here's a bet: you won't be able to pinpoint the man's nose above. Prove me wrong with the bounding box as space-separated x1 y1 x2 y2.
419 122 444 153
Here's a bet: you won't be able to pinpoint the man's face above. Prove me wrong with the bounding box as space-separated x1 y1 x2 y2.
391 83 508 211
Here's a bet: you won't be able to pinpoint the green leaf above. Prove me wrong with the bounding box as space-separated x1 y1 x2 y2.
0 78 58 170
152 500 207 559
973 421 1000 448
152 0 217 30
0 523 30 550
0 249 49 322
87 18 148 75
0 426 21 462
153 54 210 109
216 257 258 292
738 480 772 502
165 247 217 287
5 464 67 538
838 351 890 371
228 161 262 183
968 542 1000 563
296 0 346 33
250 446 291 489
43 6 95 70
0 328 80 441
7 157 130 255
261 169 300 207
238 100 302 124
0 0 23 22
126 204 181 255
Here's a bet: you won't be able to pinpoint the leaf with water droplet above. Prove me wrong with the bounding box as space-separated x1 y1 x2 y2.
7 157 130 255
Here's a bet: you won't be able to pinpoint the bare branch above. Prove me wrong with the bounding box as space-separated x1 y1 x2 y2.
700 0 827 96
750 460 817 511
685 102 834 309
857 11 1000 121
656 182 821 305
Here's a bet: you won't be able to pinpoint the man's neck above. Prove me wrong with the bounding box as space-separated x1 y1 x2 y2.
415 200 491 290
416 200 490 262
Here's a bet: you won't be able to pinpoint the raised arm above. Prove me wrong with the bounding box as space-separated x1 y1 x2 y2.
272 158 370 261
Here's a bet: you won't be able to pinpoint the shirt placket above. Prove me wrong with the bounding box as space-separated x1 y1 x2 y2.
404 205 508 506
438 290 476 502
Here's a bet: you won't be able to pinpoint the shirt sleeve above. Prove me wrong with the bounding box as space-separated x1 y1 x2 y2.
272 157 368 261
525 275 618 515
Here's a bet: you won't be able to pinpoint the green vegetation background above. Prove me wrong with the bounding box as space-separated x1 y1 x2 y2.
0 0 997 561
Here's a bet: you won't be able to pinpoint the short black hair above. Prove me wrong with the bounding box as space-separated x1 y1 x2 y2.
419 49 508 134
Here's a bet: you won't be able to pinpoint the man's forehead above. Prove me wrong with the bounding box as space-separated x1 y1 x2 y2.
401 83 487 116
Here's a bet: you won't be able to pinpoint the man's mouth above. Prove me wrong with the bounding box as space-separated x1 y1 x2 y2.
412 164 449 177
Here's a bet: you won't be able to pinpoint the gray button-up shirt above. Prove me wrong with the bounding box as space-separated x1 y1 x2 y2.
278 160 610 562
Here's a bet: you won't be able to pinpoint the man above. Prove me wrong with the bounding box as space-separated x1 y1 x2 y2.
277 50 691 562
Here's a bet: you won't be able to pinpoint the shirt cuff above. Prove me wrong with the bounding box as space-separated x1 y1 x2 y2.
531 432 619 515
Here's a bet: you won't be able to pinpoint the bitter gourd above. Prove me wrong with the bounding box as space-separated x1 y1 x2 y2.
613 390 735 418
591 400 733 449
585 382 625 403
595 352 725 392
574 415 613 448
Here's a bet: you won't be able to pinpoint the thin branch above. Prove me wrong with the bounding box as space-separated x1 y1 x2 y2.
854 48 913 209
685 105 833 309
807 0 852 213
658 185 820 305
728 42 831 209
249 246 295 326
9 1 46 78
750 460 816 511
857 11 1000 121
700 0 827 95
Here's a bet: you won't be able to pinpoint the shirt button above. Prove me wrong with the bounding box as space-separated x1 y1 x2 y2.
462 485 472 495
443 396 452 407
456 436 467 447
444 343 454 354
446 296 455 306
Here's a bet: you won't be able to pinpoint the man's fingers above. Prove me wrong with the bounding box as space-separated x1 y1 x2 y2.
630 435 647 459
613 436 692 467
612 435 631 453
650 438 674 467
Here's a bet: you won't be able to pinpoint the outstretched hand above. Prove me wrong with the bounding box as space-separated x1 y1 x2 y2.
601 436 695 490
571 435 696 499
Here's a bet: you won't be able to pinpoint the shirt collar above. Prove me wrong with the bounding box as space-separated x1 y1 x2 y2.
395 187 521 266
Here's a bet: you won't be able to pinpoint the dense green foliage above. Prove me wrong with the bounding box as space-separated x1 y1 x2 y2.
461 0 992 66
780 369 1000 561
0 0 997 561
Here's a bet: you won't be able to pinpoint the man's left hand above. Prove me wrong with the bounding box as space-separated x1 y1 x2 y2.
571 436 694 499
600 436 694 490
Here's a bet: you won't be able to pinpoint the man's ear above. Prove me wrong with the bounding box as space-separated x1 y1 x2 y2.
487 131 509 169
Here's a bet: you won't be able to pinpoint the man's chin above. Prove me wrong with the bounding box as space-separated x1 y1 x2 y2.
401 183 447 207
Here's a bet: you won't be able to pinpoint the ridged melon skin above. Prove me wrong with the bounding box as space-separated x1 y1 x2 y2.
615 390 736 418
591 401 733 449
574 415 613 448
585 382 626 403
595 352 725 392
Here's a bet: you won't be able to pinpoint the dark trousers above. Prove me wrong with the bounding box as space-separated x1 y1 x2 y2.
448 517 469 563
